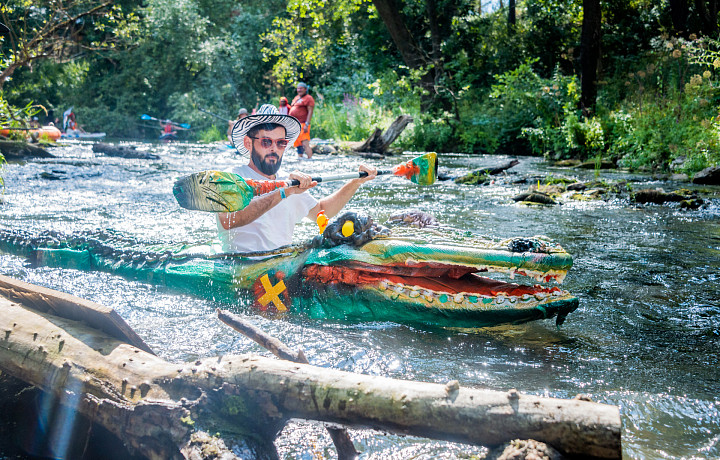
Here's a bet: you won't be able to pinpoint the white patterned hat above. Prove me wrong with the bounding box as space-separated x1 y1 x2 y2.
230 104 301 156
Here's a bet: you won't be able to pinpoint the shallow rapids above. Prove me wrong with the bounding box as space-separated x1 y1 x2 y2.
1 140 719 458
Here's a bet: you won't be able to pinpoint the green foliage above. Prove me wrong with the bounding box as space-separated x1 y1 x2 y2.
312 94 397 141
197 124 226 143
603 35 720 174
468 61 580 155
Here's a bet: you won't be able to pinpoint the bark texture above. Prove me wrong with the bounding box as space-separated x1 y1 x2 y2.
0 277 623 459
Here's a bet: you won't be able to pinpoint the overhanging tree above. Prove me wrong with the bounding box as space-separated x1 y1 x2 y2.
0 0 128 91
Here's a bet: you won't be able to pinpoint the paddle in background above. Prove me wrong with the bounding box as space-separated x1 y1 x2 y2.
140 114 191 129
173 152 438 213
198 107 232 122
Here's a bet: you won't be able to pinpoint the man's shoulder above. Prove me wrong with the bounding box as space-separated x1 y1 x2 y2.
305 94 316 105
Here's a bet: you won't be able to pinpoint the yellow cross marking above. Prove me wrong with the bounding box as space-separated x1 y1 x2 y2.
258 274 287 312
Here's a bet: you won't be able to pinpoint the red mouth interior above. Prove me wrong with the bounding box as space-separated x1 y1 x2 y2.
302 263 561 297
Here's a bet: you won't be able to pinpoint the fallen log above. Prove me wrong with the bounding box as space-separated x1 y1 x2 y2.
354 115 413 154
217 309 359 460
0 140 55 160
0 277 622 459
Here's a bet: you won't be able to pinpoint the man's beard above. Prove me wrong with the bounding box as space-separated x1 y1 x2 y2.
251 147 283 175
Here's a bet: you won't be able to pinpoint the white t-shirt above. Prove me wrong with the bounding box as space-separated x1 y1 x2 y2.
217 164 318 253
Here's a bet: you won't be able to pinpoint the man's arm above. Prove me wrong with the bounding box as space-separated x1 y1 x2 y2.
219 189 284 230
304 104 314 133
219 171 317 230
308 164 377 219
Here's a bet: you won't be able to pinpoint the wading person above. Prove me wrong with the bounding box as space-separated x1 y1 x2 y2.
227 108 248 142
289 82 315 159
220 104 376 253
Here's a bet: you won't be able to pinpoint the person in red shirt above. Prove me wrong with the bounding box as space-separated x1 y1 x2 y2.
289 82 315 158
278 97 290 115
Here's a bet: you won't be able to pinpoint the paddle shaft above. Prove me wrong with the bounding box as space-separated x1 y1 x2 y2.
141 114 190 129
199 107 231 122
286 170 391 186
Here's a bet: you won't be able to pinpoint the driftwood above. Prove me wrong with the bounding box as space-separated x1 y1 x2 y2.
0 276 622 459
217 309 358 460
354 115 413 153
0 140 54 159
92 142 160 160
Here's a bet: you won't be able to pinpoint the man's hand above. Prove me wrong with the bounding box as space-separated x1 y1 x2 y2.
286 170 317 195
303 123 310 134
356 164 378 184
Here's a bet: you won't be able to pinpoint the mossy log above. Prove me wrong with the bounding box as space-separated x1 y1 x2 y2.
0 277 622 459
0 140 54 159
454 159 520 185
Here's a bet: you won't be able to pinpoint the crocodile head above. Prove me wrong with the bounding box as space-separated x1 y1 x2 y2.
290 212 579 328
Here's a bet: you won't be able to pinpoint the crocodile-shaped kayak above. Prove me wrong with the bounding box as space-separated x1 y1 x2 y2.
0 213 578 328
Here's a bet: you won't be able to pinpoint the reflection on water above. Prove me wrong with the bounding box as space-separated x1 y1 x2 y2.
1 141 719 458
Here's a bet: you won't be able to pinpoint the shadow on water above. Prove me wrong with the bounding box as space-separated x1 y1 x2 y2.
1 141 719 458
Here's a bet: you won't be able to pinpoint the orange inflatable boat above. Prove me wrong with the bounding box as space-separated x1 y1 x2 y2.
0 126 62 142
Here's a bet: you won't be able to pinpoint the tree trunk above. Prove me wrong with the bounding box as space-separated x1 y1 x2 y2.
370 0 438 108
508 0 517 31
579 0 602 116
355 115 413 153
694 0 719 36
371 0 425 69
0 276 623 459
669 0 689 35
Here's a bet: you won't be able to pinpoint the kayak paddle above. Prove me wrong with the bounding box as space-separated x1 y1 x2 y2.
173 152 438 213
199 107 231 122
140 114 191 129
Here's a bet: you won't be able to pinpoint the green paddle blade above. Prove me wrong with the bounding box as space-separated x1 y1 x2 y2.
173 171 255 212
411 152 438 185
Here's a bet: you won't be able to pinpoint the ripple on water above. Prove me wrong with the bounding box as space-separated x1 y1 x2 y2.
2 145 720 458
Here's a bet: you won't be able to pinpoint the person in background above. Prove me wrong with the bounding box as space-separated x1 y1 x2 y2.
65 111 86 133
228 108 249 142
289 82 315 159
29 117 41 128
278 97 290 115
161 119 176 138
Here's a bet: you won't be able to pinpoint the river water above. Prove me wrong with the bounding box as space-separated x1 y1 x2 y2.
1 141 719 459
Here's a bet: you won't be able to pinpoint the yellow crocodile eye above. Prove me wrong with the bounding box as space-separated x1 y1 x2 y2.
341 220 355 237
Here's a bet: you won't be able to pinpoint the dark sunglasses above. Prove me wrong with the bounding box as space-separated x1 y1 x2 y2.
249 136 289 149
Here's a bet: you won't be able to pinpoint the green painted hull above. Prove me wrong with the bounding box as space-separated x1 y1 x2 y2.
0 228 579 328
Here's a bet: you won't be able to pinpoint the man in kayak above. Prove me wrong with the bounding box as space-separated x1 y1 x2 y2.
220 104 376 253
289 82 314 159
